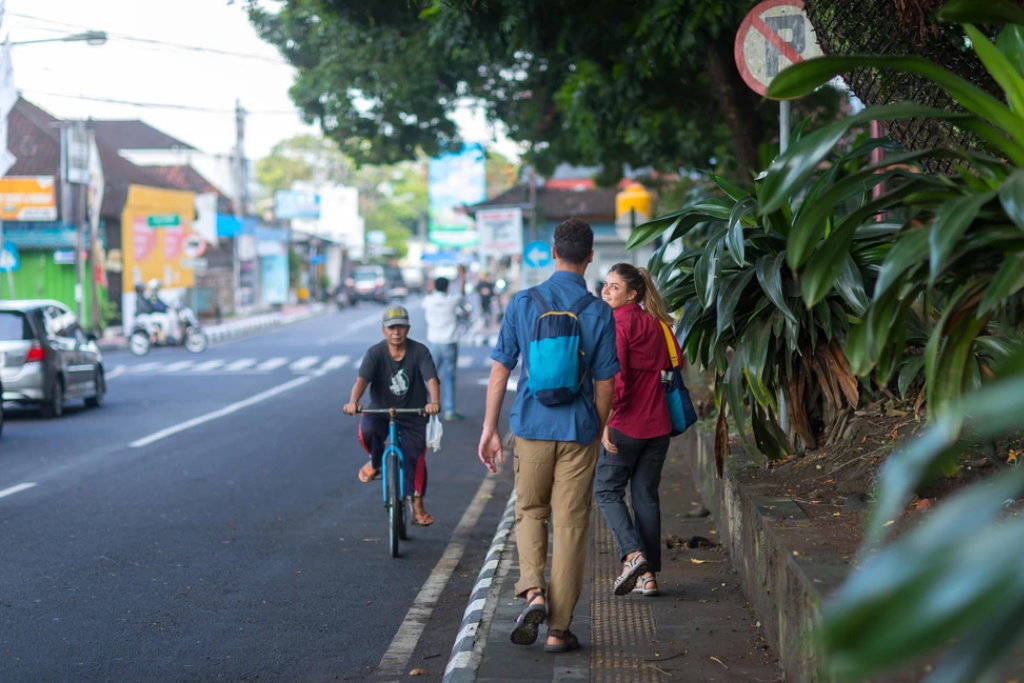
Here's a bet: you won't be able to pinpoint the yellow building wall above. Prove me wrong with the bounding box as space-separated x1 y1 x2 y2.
121 184 196 289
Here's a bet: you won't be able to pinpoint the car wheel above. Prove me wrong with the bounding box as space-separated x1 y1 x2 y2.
0 399 5 438
40 379 64 418
85 368 105 408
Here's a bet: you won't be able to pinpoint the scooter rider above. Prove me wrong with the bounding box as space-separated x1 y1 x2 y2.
145 279 175 343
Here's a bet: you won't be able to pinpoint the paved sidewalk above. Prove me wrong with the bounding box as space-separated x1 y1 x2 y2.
445 434 782 682
97 303 328 351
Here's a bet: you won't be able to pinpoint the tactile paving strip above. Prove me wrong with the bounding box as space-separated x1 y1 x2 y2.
590 513 660 683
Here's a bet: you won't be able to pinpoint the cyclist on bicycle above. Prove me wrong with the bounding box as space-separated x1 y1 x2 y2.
343 305 442 526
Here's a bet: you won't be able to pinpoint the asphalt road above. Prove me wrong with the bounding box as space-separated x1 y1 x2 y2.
1 300 512 682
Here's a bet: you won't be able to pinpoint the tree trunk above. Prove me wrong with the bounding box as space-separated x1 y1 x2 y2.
706 42 764 178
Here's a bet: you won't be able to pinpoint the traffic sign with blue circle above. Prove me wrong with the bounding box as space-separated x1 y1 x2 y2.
0 242 20 272
523 241 552 268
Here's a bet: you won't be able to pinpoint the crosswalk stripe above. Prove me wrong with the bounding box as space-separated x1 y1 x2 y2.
256 357 289 371
319 355 350 370
290 356 321 371
117 354 494 377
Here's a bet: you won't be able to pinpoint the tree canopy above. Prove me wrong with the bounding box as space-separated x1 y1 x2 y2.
246 0 799 179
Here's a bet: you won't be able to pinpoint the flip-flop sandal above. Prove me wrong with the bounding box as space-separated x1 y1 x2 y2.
510 590 547 645
544 629 580 653
357 463 379 483
413 511 435 526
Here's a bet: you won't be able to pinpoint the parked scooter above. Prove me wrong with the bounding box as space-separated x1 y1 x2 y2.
129 306 209 356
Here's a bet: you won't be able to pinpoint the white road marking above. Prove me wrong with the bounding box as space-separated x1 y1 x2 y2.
457 356 472 369
319 355 350 371
0 482 37 499
162 360 197 372
256 357 289 371
224 358 257 371
129 375 313 448
376 476 497 679
325 309 396 342
130 361 165 373
105 365 126 380
192 359 226 372
289 356 320 372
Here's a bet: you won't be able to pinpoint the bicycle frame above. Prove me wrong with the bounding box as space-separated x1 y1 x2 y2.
380 418 404 506
357 407 424 506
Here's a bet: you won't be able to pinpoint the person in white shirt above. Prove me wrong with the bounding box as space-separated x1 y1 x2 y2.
423 266 467 421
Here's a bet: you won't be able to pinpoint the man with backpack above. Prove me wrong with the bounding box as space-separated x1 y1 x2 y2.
477 217 619 653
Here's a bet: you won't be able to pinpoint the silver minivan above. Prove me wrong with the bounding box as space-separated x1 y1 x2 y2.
0 299 105 417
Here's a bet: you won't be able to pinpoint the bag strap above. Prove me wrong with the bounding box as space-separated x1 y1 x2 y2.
529 287 550 314
660 321 680 369
568 292 596 317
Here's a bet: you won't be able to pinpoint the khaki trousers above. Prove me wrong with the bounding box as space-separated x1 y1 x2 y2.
513 436 599 632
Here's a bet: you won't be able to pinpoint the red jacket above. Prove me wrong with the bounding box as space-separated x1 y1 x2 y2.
607 303 681 439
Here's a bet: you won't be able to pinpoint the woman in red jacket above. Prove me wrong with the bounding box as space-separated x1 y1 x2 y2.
594 262 680 597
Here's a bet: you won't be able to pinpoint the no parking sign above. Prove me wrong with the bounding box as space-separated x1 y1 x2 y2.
734 0 822 98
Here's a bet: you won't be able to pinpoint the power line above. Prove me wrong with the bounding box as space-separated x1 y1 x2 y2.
7 11 290 65
20 89 303 116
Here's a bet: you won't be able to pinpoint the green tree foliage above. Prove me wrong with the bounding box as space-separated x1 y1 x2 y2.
245 0 829 179
255 135 428 259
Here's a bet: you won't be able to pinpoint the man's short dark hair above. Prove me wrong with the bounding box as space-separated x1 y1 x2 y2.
434 277 450 293
553 217 593 264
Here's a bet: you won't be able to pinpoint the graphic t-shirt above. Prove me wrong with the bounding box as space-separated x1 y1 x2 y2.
359 339 438 417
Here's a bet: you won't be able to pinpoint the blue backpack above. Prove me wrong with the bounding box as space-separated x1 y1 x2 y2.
526 288 596 406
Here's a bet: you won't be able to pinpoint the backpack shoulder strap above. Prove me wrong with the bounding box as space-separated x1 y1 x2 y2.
529 287 550 314
568 292 596 317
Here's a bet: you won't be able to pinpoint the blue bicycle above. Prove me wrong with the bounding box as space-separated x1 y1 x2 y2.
356 407 424 557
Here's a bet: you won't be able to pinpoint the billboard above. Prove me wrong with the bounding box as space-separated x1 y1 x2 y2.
428 144 486 247
120 184 196 290
0 176 58 221
477 207 523 257
275 189 320 220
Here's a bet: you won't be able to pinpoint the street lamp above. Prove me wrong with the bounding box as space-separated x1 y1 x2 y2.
11 31 108 47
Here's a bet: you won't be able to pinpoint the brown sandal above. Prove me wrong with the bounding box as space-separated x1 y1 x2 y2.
510 589 547 645
544 629 580 653
357 462 379 483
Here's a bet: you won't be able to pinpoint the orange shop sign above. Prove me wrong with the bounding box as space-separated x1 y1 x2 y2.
0 176 59 221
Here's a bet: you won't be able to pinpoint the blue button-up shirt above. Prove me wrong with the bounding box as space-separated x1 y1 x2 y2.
491 270 619 444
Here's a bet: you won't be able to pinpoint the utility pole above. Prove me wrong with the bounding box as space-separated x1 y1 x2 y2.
528 167 537 243
75 121 88 324
233 99 246 310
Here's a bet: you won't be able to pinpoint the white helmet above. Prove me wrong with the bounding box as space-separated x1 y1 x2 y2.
147 278 161 292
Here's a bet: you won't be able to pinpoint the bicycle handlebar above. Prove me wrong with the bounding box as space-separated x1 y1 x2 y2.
355 407 426 416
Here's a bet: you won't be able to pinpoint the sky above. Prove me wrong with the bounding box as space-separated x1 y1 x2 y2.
2 0 517 162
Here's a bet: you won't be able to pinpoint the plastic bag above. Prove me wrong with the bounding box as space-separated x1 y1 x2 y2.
426 414 443 452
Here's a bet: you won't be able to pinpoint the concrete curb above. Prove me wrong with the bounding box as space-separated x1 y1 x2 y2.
442 491 517 683
690 428 845 682
98 304 328 351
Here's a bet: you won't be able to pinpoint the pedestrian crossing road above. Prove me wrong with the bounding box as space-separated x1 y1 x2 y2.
106 351 496 380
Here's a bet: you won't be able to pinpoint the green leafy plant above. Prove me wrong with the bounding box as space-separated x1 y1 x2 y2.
627 132 914 463
768 0 1024 415
763 1 1024 679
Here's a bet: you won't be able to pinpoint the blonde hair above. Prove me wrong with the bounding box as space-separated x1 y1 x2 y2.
608 263 674 325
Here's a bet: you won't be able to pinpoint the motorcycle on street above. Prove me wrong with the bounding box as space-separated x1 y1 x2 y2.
129 306 209 356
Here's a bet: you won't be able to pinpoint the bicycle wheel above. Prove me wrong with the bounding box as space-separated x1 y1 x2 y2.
387 452 401 558
399 493 409 541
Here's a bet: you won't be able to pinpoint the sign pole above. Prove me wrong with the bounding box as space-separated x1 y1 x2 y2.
780 100 791 153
